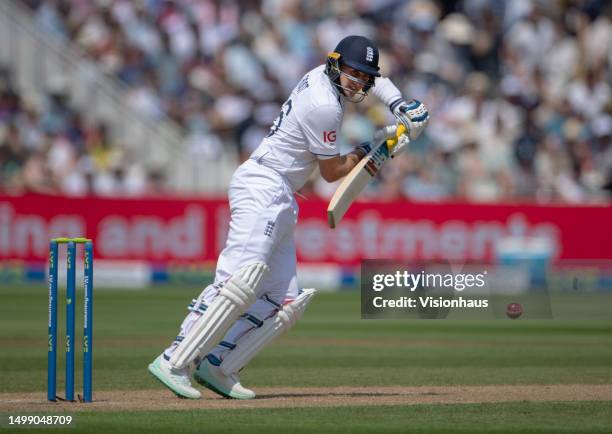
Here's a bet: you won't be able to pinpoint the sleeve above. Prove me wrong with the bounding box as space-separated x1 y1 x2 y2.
371 76 403 110
300 104 342 159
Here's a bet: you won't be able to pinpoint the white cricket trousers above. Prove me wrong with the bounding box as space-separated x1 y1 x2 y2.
164 159 299 361
213 158 299 302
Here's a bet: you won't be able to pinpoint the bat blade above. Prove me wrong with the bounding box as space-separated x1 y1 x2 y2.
327 141 390 228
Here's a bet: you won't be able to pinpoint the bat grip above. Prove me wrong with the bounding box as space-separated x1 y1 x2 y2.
386 124 406 149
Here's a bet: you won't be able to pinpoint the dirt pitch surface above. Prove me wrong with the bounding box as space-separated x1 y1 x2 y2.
2 385 612 412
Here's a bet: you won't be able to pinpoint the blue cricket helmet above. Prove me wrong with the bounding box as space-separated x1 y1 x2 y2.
325 35 380 97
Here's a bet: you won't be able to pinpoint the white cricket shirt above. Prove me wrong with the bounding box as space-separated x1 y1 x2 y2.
250 65 344 191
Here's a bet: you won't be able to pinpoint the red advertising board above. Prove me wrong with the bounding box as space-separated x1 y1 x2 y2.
1 194 610 264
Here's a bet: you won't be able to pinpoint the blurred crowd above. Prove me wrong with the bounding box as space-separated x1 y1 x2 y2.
2 0 611 202
0 67 167 195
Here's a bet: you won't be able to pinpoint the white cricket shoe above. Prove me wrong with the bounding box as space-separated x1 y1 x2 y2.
148 355 201 399
194 359 256 400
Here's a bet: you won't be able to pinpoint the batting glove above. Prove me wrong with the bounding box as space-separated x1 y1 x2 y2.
372 125 398 143
391 99 430 141
391 133 410 158
355 125 399 158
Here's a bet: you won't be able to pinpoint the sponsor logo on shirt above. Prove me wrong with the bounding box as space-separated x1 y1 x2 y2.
323 130 336 143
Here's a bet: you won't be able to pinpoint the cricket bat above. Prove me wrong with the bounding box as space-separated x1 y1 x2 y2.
327 125 406 228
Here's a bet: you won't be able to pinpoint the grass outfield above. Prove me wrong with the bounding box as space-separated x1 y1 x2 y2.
4 403 611 433
1 285 611 433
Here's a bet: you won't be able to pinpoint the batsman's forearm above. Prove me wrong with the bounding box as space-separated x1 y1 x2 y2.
319 150 366 182
331 152 363 181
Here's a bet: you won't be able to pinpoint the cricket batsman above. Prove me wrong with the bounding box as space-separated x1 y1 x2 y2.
148 35 429 399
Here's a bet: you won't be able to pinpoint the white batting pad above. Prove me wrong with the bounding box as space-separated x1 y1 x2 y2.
220 288 316 375
169 262 269 369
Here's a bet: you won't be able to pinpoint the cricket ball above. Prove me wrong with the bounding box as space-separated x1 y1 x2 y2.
506 302 523 319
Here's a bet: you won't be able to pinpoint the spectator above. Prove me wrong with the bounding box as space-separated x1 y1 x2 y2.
3 0 610 203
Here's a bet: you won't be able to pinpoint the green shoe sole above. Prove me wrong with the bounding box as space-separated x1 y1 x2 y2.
193 372 232 399
193 371 254 400
148 361 200 400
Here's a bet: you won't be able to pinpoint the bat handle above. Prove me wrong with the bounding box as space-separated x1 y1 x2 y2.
386 124 407 150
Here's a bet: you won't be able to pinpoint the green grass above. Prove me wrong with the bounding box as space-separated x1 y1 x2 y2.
4 402 612 434
1 285 611 432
